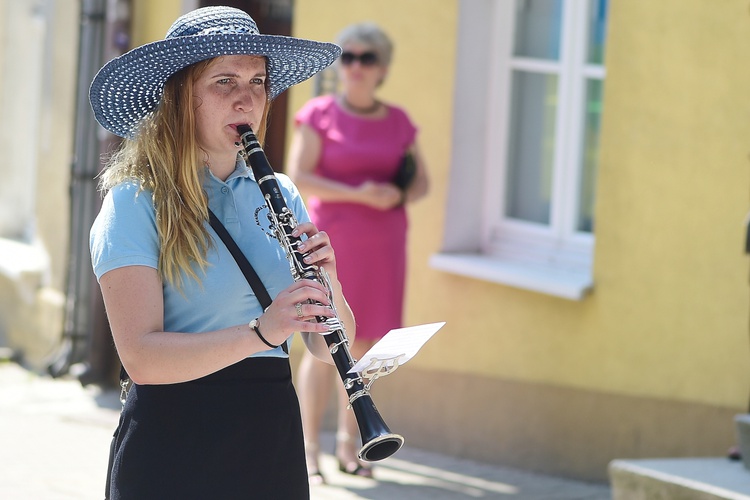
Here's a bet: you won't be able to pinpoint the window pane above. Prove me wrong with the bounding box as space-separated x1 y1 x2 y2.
513 0 563 60
505 71 558 225
577 78 603 233
587 0 608 65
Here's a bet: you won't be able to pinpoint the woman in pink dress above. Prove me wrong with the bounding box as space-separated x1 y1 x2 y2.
287 22 429 482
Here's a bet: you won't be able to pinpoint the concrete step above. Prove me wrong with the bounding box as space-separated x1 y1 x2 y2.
609 458 750 500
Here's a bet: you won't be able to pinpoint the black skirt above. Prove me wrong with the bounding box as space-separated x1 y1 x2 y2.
107 357 309 500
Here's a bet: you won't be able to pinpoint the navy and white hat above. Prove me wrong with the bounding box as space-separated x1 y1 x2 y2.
90 6 341 138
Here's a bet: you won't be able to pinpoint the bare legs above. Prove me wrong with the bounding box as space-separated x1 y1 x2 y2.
297 338 377 480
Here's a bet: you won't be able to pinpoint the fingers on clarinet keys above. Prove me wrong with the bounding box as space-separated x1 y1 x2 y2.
324 317 343 334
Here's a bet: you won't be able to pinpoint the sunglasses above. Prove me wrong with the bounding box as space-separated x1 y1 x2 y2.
340 51 379 67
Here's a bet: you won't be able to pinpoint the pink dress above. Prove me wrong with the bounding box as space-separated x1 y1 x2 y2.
295 95 417 341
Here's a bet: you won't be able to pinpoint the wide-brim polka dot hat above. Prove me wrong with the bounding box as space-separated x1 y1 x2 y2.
90 6 341 138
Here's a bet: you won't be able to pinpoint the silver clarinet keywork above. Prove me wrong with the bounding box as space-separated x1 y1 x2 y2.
237 124 404 462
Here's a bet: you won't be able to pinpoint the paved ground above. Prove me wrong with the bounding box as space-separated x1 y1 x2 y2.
0 360 612 499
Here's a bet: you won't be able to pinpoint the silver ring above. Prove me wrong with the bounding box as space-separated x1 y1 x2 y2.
295 302 304 319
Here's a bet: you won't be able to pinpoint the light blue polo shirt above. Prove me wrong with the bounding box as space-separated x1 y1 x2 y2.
89 158 311 358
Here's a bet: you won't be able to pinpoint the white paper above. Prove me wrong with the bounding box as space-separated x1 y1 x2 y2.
347 322 446 376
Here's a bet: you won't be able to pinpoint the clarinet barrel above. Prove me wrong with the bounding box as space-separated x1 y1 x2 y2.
237 125 403 462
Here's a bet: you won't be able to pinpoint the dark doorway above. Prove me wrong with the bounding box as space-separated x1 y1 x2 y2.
201 0 293 171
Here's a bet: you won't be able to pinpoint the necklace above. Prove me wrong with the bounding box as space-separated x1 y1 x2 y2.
340 96 381 115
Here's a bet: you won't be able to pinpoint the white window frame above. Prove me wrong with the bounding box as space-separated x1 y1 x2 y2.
431 0 606 300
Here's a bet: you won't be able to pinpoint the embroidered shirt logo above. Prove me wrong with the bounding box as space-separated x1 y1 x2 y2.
254 204 277 239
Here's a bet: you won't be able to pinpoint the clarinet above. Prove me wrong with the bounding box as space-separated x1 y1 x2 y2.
237 124 404 462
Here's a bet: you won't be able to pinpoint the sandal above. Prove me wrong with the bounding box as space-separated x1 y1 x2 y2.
338 459 374 478
335 432 373 478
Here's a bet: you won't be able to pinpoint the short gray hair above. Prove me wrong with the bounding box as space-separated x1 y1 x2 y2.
336 22 393 67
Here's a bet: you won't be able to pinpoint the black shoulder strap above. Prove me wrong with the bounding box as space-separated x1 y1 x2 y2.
208 209 272 309
208 209 288 354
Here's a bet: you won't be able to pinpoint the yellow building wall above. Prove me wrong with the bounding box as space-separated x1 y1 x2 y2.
592 0 750 408
131 0 182 46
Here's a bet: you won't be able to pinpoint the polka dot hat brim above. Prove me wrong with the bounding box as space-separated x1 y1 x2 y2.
89 6 341 138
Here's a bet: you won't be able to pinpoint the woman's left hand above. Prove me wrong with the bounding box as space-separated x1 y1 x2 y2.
291 222 356 360
292 222 338 277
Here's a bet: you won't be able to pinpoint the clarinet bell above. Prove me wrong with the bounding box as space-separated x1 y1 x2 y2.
352 395 404 461
359 432 404 462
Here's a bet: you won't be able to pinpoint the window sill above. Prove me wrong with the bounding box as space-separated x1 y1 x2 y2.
429 252 593 301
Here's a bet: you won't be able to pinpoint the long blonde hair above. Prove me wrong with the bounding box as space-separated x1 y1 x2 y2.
99 57 271 289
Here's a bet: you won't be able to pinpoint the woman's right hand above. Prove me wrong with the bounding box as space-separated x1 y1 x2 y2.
357 180 402 210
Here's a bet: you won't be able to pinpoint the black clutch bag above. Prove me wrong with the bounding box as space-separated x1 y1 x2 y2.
392 151 417 191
